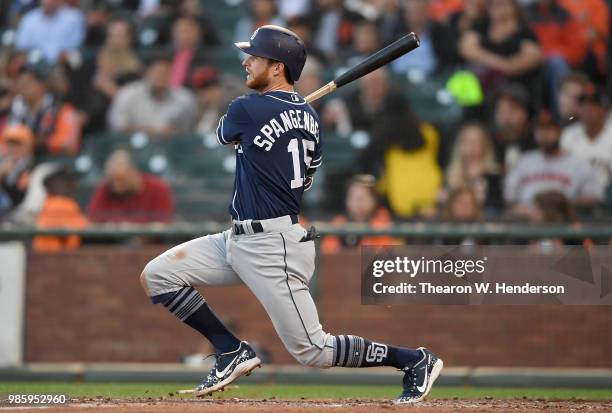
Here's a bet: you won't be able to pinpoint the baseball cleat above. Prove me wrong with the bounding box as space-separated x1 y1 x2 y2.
394 347 443 404
194 341 261 397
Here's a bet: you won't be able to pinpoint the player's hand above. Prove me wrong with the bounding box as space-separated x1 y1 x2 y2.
304 176 313 191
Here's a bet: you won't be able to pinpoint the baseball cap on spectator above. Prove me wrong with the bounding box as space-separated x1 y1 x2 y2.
497 83 530 110
191 67 220 90
534 110 560 130
20 59 51 81
578 83 610 107
2 124 34 148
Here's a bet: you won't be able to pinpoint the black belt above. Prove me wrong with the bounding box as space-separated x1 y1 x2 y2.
233 214 298 235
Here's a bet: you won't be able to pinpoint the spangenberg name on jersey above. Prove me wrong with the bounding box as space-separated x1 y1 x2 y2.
254 109 320 151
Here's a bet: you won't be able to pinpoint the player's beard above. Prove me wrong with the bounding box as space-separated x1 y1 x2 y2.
246 70 271 91
540 140 560 155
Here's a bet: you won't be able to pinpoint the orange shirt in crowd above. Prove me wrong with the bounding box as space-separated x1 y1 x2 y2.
558 0 609 70
45 104 81 156
33 195 88 252
529 5 587 66
428 0 464 22
321 208 402 254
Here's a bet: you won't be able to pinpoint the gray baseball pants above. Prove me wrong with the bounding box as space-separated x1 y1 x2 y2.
141 215 335 368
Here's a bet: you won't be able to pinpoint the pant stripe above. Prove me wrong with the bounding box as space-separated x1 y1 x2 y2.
280 233 323 351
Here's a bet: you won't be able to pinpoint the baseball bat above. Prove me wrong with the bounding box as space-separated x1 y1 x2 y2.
305 32 420 104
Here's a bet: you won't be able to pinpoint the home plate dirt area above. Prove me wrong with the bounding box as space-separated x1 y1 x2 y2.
4 398 612 413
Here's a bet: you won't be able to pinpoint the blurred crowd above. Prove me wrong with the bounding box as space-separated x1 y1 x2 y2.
0 0 611 250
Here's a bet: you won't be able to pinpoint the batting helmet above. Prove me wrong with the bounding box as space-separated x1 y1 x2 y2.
234 25 307 82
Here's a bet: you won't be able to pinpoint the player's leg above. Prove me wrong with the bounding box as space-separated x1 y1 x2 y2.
139 230 243 353
230 224 442 403
140 229 262 396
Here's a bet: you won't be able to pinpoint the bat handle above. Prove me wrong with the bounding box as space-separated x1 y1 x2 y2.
305 81 337 104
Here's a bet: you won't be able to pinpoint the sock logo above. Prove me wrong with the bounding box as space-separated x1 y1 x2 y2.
365 342 388 362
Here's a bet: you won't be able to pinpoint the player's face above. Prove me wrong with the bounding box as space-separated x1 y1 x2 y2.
243 55 273 91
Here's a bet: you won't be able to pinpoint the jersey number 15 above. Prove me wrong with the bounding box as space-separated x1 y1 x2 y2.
287 138 315 189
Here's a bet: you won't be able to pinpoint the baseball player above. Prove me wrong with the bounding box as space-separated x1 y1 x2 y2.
139 25 443 404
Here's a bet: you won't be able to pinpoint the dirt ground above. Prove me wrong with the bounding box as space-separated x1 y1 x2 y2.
2 398 612 413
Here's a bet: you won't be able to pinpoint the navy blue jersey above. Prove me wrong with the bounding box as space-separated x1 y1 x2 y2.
216 90 322 220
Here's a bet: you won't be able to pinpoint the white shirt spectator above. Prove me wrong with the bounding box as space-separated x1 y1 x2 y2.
108 80 197 134
560 112 612 188
15 5 85 64
505 150 604 205
278 0 310 19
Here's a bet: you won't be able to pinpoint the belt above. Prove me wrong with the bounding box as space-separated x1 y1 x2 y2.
232 214 298 235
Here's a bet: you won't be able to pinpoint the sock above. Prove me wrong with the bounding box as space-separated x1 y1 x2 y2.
332 335 423 368
152 287 241 353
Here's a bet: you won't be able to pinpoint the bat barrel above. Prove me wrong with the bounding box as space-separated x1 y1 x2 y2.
334 32 420 88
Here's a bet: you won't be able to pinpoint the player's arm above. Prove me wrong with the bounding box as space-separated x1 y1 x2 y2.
216 98 251 145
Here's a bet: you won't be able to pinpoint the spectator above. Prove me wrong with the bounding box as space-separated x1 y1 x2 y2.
81 19 143 134
527 0 587 105
98 19 142 78
560 84 612 189
3 0 38 26
530 190 575 223
437 186 482 244
83 0 113 48
447 0 488 61
323 68 425 169
169 16 209 88
442 186 482 222
108 56 197 137
174 0 221 47
88 149 175 224
378 0 404 47
33 167 88 252
527 190 576 248
191 67 228 135
308 0 362 63
344 20 380 67
459 0 543 93
321 174 400 254
0 124 35 215
323 69 441 217
444 122 503 212
295 57 323 97
234 0 285 52
136 0 165 18
287 16 328 65
527 0 586 67
505 111 604 217
490 83 537 169
9 62 81 156
558 0 609 81
0 85 11 134
428 0 465 22
555 71 589 125
390 0 457 76
15 0 86 64
278 0 310 20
